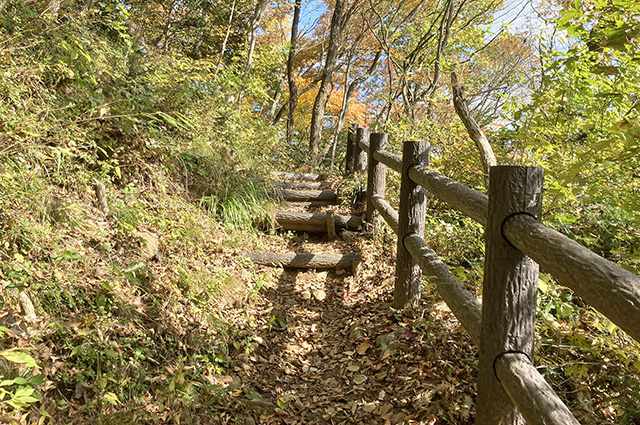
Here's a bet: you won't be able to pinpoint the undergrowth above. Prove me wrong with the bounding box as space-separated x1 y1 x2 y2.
0 3 280 423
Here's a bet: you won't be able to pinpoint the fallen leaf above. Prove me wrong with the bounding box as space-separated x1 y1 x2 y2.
363 401 377 413
353 375 367 385
356 341 371 355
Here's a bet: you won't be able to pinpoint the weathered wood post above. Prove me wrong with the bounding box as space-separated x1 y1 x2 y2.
476 166 543 425
393 141 430 308
345 123 356 174
326 209 336 240
354 127 368 174
366 133 387 223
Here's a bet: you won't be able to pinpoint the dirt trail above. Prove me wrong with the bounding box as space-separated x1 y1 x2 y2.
218 231 477 425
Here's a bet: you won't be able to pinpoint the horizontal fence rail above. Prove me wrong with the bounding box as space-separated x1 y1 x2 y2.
408 165 488 226
370 195 398 234
404 234 482 343
503 214 640 343
373 149 402 173
495 352 580 425
345 124 640 424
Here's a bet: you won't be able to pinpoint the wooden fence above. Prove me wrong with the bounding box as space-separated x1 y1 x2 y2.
344 125 640 425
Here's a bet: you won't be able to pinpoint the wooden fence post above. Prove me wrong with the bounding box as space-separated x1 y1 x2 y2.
326 209 336 240
345 123 356 174
476 166 543 425
354 127 368 174
394 140 430 308
366 133 387 223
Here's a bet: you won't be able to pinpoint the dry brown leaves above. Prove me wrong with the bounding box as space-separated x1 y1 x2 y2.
217 212 479 424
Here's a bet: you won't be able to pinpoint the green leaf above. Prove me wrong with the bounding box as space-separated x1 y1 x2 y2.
103 392 119 405
537 278 548 294
605 319 618 334
28 375 45 386
0 350 39 368
565 363 589 379
12 377 27 385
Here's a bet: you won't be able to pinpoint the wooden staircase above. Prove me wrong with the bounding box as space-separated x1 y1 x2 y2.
245 171 362 272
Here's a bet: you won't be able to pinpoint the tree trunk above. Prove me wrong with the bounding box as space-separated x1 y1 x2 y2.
268 89 282 119
215 0 237 77
237 0 268 107
327 56 353 169
286 0 302 145
308 0 349 161
243 0 267 81
325 47 382 168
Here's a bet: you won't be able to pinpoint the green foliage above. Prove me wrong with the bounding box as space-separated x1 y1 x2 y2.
496 0 640 271
0 349 42 412
536 273 640 421
0 2 281 422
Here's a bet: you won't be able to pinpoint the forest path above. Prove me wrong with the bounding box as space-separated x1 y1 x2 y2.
217 173 477 425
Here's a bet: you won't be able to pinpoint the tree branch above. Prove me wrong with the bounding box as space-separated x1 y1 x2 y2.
451 72 497 189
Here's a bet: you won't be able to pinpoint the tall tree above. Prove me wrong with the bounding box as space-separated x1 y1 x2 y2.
286 0 303 145
216 0 237 76
237 0 268 106
243 0 268 80
308 0 358 161
324 43 382 167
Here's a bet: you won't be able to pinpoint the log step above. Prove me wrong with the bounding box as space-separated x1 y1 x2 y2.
275 211 361 233
272 181 333 190
272 171 328 182
245 252 361 272
286 201 336 207
273 188 338 204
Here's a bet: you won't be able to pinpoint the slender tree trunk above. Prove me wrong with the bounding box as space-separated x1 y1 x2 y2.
286 0 302 145
243 0 267 81
328 67 352 169
274 77 322 126
237 0 268 107
215 0 237 77
273 103 288 125
308 0 349 161
327 49 383 168
269 90 282 118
